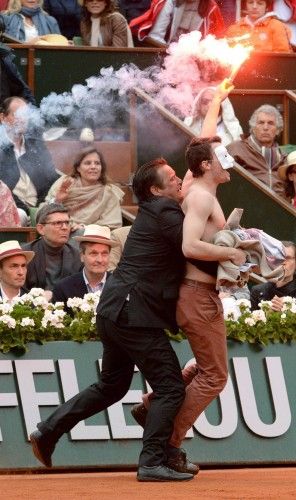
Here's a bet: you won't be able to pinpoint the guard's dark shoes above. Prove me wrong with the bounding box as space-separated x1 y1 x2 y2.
30 430 55 468
131 403 147 428
167 449 199 475
137 465 194 482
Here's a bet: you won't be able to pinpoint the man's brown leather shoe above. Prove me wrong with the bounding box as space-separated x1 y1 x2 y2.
167 450 199 475
131 402 147 427
30 430 55 468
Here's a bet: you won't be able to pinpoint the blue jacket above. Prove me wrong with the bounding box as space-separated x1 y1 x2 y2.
3 11 60 41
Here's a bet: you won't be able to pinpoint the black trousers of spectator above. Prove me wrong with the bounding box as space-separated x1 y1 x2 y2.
37 304 185 467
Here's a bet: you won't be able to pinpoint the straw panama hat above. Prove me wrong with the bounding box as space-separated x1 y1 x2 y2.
278 150 296 180
35 34 69 46
74 225 119 247
0 241 34 264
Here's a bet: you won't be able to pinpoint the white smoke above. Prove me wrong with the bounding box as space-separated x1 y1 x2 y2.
38 31 241 129
0 31 249 147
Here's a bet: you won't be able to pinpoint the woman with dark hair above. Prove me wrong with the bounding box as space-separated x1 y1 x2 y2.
45 147 124 229
226 0 292 52
278 150 296 207
78 0 133 47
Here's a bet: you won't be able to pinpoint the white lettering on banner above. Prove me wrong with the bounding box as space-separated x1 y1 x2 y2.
0 361 18 441
14 360 60 438
58 359 110 440
194 375 238 438
233 357 291 437
0 355 292 442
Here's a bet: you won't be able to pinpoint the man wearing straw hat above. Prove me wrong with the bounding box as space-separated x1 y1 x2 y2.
52 224 116 305
0 240 34 302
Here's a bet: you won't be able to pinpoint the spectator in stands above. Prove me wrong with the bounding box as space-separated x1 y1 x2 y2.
250 240 296 309
118 0 151 24
0 240 34 301
108 224 131 271
43 0 81 40
78 0 133 47
227 104 285 196
278 150 296 206
22 203 82 294
226 0 292 52
52 224 116 305
0 40 35 106
2 0 60 43
45 146 124 230
2 0 59 39
184 86 243 146
130 0 225 47
0 181 20 226
0 96 59 225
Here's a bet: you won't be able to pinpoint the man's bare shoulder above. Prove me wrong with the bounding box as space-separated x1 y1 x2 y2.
183 183 215 212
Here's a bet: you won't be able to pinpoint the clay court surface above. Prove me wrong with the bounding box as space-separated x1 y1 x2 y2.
0 467 296 500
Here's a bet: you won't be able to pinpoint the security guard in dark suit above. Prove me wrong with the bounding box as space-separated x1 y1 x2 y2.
30 158 194 482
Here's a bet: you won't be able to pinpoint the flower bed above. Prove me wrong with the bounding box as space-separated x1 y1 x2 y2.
0 290 295 354
224 297 296 346
0 288 101 354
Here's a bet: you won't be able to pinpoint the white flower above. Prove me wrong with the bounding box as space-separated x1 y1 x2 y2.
41 310 65 329
80 302 92 313
0 315 16 328
0 302 13 314
54 302 65 310
236 299 251 310
252 309 267 323
67 297 83 309
244 317 255 326
291 303 296 314
84 291 101 305
28 288 46 298
221 297 241 321
20 317 35 327
280 313 287 323
259 300 272 310
282 296 293 304
13 293 31 305
282 297 296 311
32 296 49 308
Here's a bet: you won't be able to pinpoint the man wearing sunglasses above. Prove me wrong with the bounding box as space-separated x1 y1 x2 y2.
22 203 82 295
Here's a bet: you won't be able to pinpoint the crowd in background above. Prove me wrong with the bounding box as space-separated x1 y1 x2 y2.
0 1 295 50
0 0 295 313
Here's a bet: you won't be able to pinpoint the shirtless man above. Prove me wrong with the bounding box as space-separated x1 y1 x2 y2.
170 135 246 458
132 80 246 474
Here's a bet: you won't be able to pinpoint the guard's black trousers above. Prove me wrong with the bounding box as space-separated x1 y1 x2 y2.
38 304 185 467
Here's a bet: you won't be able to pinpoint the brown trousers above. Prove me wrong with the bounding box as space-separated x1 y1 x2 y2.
143 279 228 448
